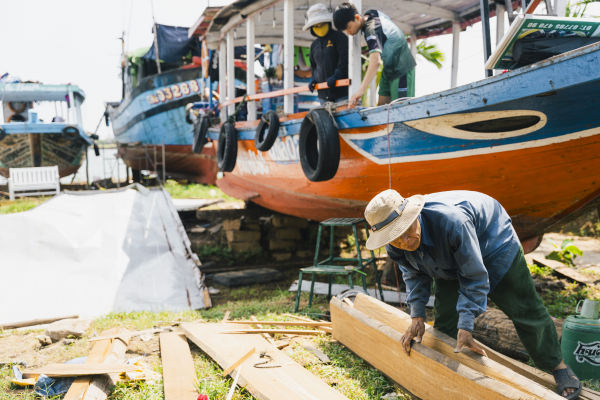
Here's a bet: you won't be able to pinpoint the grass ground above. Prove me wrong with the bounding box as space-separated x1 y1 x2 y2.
0 197 49 215
163 180 239 202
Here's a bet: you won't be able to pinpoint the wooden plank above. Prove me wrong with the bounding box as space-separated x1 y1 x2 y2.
530 256 599 287
24 363 137 378
225 364 242 400
331 297 544 400
0 315 79 330
88 328 163 342
222 311 230 323
181 323 350 400
160 332 197 400
352 294 564 400
221 329 325 335
281 314 333 333
63 328 116 400
219 79 351 108
222 348 256 376
249 315 276 345
227 321 332 327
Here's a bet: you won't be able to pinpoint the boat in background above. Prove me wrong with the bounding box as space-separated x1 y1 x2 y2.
107 20 219 184
201 0 600 253
0 83 96 178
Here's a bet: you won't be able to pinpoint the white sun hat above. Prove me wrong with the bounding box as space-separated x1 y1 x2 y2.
302 3 333 31
364 189 425 250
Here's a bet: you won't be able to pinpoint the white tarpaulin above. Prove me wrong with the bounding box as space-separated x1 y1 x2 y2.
0 185 206 325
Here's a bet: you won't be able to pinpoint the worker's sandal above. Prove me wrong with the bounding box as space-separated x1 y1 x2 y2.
552 365 582 399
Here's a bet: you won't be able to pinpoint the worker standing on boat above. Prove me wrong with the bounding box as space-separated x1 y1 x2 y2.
363 190 582 399
303 4 349 104
333 3 416 108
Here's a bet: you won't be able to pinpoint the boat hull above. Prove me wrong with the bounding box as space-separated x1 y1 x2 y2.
209 42 600 244
0 133 86 178
108 67 217 183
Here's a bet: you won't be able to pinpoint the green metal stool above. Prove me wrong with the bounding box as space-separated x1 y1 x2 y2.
294 218 384 312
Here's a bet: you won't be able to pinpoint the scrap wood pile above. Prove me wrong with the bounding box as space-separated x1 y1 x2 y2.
5 313 339 400
331 293 600 400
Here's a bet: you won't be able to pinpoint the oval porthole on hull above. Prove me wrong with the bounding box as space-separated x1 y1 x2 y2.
403 110 547 140
454 115 541 133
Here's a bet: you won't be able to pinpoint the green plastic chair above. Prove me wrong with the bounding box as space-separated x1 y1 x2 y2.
294 218 384 312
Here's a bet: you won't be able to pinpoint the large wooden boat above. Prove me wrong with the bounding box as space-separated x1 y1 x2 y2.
107 19 221 184
0 83 95 178
199 0 600 252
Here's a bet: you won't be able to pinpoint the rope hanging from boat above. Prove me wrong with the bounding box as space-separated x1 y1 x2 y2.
227 94 249 124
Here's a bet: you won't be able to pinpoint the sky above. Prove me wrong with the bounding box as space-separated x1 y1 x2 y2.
1 1 599 140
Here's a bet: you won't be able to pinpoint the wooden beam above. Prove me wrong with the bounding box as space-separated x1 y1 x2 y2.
219 79 350 108
227 321 332 327
331 297 548 400
221 329 326 335
0 315 78 330
227 30 236 118
352 294 565 400
222 347 256 376
283 0 294 114
249 315 276 345
219 41 227 122
160 332 197 400
529 256 600 287
24 363 137 379
451 22 460 88
181 323 351 400
63 328 116 400
349 0 362 97
246 15 256 121
88 328 163 342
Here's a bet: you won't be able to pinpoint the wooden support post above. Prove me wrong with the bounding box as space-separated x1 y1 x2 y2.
480 0 493 78
368 77 377 106
219 41 227 122
409 31 417 60
555 0 566 16
506 0 515 24
451 22 460 88
496 4 506 45
246 15 257 121
283 0 294 114
349 0 362 98
227 30 236 118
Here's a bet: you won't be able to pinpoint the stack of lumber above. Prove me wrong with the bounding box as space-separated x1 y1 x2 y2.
331 294 600 400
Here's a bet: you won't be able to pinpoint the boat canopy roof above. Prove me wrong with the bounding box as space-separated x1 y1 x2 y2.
0 83 85 102
202 0 509 49
142 24 202 63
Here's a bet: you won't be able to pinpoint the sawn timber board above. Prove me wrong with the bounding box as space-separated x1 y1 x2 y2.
160 332 197 400
352 294 564 400
181 323 350 400
330 297 541 400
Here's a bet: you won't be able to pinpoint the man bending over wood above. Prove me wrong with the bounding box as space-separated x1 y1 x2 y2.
364 189 581 399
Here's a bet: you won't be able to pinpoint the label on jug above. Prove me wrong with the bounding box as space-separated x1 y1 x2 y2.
574 341 600 366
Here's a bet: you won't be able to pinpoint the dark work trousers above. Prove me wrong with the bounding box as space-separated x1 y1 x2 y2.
432 248 563 370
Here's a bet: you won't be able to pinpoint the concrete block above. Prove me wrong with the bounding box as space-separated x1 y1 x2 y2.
212 268 284 287
269 239 296 251
273 252 292 261
244 222 261 231
226 230 261 243
272 215 308 229
223 219 242 231
228 241 261 252
272 228 302 240
45 318 93 342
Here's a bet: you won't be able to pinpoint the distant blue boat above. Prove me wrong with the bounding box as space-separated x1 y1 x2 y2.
0 83 94 178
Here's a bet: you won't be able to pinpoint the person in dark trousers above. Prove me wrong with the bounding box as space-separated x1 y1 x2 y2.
364 189 582 399
333 3 416 108
304 3 349 104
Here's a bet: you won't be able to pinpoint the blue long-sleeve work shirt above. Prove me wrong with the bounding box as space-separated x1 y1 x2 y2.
386 191 521 332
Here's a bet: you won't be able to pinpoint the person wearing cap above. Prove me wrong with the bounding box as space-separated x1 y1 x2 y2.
364 190 581 399
333 3 416 108
303 4 349 104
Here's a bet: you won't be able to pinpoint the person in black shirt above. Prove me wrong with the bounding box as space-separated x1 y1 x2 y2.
303 3 349 104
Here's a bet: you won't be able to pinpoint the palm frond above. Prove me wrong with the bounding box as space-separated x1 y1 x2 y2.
417 40 445 69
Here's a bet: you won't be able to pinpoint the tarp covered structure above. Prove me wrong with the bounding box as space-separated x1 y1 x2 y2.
143 24 202 63
0 185 206 325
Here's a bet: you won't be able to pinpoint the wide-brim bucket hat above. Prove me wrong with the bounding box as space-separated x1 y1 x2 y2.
364 189 425 250
303 3 333 30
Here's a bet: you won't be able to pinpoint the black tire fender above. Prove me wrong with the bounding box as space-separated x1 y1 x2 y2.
254 110 280 152
0 126 5 142
62 125 80 141
217 122 238 172
299 109 340 182
193 115 210 154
